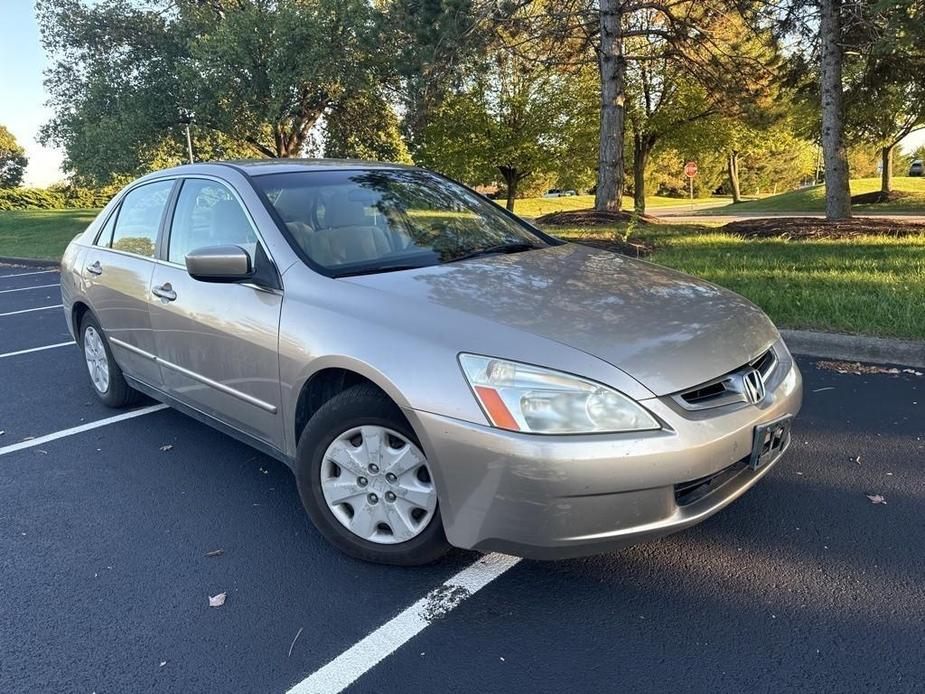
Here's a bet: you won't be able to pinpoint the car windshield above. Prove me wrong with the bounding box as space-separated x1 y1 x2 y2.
253 169 549 276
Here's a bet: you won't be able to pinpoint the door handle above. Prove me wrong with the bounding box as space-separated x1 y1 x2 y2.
86 261 103 276
152 283 177 302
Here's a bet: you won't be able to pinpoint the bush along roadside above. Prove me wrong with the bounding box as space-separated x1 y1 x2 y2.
0 184 119 210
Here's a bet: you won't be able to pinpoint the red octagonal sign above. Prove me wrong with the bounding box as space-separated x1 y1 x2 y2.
684 161 698 177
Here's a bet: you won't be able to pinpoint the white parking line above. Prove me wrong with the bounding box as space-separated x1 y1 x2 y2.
0 341 76 359
0 404 169 457
0 304 63 317
287 553 522 694
0 283 60 294
0 269 58 278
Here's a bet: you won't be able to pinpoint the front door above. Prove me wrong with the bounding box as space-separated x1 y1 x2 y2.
148 177 284 448
83 179 175 386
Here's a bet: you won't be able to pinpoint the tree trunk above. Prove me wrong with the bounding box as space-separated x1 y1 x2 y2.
595 0 626 212
881 144 894 194
819 0 852 219
727 151 742 203
499 166 519 211
632 129 651 214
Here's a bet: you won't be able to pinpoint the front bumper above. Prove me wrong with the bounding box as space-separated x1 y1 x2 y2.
406 359 802 559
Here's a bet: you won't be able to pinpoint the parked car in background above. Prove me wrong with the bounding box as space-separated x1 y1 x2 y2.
910 160 924 177
60 159 802 565
542 189 577 198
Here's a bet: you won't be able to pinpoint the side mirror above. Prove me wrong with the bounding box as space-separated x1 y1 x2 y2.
185 245 253 282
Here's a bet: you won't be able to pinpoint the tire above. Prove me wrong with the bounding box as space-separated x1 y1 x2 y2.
79 312 141 408
295 384 450 565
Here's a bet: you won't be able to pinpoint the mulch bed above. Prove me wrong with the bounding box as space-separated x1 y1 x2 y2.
722 217 925 240
535 208 660 226
850 190 914 205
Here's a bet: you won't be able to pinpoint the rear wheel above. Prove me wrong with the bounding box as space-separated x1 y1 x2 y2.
296 384 450 565
79 313 141 408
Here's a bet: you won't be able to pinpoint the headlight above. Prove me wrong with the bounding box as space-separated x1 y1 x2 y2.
459 354 660 434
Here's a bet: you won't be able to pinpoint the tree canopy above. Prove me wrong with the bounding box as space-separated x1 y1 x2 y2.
0 125 28 188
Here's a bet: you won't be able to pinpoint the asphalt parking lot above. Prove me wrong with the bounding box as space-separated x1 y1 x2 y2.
1 263 923 693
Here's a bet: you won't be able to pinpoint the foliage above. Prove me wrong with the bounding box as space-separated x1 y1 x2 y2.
37 0 389 183
415 15 592 209
0 125 28 188
0 184 118 211
324 91 412 163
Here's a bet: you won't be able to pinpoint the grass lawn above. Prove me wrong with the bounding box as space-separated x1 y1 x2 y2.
708 177 925 215
513 193 720 218
0 208 99 261
543 222 925 341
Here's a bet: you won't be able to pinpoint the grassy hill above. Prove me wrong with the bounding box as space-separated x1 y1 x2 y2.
0 208 99 261
710 177 925 215
513 193 720 218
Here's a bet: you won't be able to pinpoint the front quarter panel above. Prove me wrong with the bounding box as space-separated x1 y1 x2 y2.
276 265 654 459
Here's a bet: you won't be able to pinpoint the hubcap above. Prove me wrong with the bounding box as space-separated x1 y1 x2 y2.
320 425 437 545
83 326 110 394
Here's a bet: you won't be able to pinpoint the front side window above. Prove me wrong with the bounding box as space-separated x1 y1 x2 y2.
253 169 549 276
168 179 258 265
109 180 174 258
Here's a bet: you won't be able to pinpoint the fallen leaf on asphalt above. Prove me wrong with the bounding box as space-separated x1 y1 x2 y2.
866 494 887 504
853 456 862 465
159 661 167 668
209 592 226 607
817 360 923 377
159 444 174 452
205 549 224 558
0 430 5 436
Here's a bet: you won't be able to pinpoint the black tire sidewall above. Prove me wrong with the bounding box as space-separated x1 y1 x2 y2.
295 385 449 565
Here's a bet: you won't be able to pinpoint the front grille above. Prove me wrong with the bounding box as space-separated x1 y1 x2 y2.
673 347 779 412
674 457 750 506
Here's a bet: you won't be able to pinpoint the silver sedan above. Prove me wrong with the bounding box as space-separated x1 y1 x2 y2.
60 160 802 565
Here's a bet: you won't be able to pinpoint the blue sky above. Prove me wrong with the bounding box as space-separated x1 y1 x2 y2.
1 2 923 187
0 1 63 186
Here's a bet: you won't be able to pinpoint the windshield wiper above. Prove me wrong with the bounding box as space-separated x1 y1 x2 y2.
445 242 543 264
334 263 428 278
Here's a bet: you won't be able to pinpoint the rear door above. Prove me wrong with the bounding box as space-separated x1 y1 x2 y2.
83 179 175 386
148 177 284 448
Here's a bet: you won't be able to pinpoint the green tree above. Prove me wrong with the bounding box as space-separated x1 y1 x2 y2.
324 92 412 163
38 0 385 182
0 125 28 188
844 55 925 194
416 20 588 210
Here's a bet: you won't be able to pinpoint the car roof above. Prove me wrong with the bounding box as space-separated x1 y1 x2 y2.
146 158 418 180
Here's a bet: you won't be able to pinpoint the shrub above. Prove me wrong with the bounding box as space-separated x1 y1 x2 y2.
0 184 118 210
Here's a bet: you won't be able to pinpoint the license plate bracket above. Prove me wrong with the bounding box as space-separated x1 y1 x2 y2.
750 416 792 470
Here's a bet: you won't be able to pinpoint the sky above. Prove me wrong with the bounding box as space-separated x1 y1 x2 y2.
0 2 924 187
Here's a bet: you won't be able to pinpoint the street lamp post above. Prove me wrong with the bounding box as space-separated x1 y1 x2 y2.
178 110 195 164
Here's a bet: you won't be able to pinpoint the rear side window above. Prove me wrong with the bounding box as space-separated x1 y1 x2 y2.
109 180 173 258
168 179 258 264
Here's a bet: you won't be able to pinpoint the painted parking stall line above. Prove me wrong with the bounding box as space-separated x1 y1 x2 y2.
0 269 58 279
0 304 63 317
0 404 169 457
0 283 60 294
287 552 522 694
0 341 75 359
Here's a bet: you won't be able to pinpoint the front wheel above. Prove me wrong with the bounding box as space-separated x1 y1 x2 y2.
79 313 141 408
296 384 450 565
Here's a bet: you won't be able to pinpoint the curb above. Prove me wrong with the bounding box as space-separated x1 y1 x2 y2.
782 329 925 368
0 256 60 269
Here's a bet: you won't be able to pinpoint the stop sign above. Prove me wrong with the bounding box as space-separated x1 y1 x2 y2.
684 161 698 178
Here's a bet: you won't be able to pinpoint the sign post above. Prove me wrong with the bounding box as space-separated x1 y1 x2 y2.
684 161 698 208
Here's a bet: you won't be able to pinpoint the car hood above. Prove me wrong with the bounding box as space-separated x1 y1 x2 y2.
344 243 778 395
